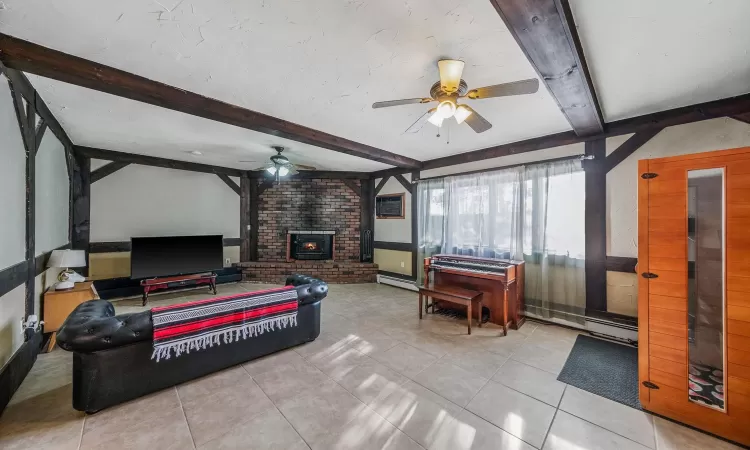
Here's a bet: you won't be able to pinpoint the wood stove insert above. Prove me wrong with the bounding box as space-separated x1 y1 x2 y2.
287 230 335 261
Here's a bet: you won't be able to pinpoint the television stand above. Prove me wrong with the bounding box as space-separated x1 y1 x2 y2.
140 273 217 306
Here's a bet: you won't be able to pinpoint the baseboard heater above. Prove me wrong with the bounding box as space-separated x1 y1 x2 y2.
377 274 418 292
524 309 638 345
584 314 638 345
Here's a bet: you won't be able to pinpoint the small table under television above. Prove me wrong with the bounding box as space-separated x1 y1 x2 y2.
140 273 217 306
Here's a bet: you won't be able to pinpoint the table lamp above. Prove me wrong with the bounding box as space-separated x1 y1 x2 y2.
47 249 87 290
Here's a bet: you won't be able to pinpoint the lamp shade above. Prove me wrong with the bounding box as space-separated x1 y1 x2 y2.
47 249 87 268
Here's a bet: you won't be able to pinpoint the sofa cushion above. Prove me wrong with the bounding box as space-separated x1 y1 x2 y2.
286 274 328 305
56 300 153 352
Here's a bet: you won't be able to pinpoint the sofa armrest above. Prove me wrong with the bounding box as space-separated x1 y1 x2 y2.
56 300 153 352
286 274 329 306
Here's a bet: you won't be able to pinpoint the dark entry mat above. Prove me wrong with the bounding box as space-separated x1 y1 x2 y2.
557 335 641 409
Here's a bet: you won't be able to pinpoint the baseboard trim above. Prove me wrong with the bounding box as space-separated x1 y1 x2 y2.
377 270 416 282
0 331 43 415
377 274 418 292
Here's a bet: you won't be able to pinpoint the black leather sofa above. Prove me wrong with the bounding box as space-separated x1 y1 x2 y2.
56 274 327 413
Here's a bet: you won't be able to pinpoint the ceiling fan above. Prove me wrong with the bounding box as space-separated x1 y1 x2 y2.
372 60 539 134
253 146 316 181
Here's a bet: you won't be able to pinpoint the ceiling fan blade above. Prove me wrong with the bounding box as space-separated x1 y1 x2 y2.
294 164 317 171
462 106 492 133
438 60 465 94
405 109 434 134
466 79 539 100
372 98 433 109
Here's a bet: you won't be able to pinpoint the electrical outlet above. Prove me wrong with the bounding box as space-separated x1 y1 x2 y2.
400 261 405 268
225 258 231 266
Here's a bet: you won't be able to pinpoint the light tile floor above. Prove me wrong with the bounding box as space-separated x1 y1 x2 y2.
0 282 744 450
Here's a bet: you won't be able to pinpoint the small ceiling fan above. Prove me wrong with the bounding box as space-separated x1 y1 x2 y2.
372 59 539 134
253 146 316 181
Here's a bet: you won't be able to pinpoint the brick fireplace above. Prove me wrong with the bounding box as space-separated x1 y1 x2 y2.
239 178 377 283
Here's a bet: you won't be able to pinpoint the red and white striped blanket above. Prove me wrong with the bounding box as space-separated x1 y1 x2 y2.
150 286 299 362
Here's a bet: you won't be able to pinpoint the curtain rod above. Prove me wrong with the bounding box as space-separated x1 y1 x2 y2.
415 154 587 182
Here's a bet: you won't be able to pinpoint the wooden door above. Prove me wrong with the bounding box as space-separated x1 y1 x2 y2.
638 147 750 446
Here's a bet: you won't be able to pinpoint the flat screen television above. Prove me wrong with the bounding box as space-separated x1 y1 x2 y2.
130 235 224 279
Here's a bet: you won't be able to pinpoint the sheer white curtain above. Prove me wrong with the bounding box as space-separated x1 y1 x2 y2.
522 160 586 325
417 159 586 326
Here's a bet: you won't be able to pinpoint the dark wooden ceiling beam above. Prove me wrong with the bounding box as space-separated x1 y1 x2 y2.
0 33 422 169
421 92 750 171
607 93 750 136
247 170 371 180
488 0 604 135
77 146 244 177
91 161 130 183
603 128 663 173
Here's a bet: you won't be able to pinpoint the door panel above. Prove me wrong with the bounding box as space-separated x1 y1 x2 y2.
639 148 750 446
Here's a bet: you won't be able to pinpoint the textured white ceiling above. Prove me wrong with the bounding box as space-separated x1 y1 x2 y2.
570 0 750 122
27 75 391 171
1 0 572 169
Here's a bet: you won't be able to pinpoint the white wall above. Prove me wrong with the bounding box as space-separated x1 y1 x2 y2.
35 132 70 256
607 117 750 257
90 163 240 242
374 173 412 243
0 78 30 367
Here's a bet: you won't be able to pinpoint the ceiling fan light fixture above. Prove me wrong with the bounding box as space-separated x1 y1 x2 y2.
278 166 290 177
427 110 445 127
454 105 472 124
266 166 277 175
436 100 456 119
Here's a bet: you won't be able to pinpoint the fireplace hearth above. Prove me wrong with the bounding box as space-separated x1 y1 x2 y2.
288 231 334 260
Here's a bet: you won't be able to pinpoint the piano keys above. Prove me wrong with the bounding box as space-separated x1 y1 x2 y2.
424 254 525 330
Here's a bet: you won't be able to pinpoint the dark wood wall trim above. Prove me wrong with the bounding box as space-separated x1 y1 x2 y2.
732 113 750 126
394 174 414 195
89 239 242 254
91 161 130 183
0 33 421 169
1 65 74 150
374 176 390 195
70 151 91 275
584 139 607 313
603 129 663 173
0 261 28 299
248 181 260 262
606 256 638 274
374 241 413 252
360 179 375 262
78 146 243 177
488 0 603 135
342 179 362 198
217 174 241 196
0 331 42 417
410 170 419 282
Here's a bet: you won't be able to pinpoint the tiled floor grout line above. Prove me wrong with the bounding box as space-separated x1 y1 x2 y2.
174 386 198 450
240 364 313 450
76 412 86 450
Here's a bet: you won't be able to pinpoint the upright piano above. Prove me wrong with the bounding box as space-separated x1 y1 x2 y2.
424 254 525 330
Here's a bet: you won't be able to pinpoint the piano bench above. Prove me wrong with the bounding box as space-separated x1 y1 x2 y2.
418 285 483 335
